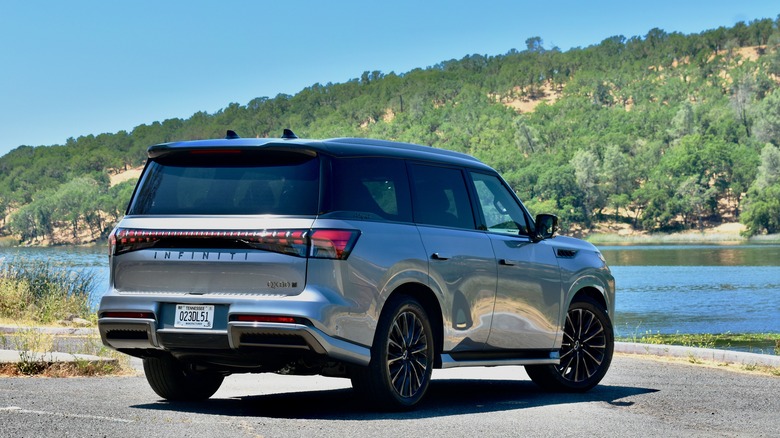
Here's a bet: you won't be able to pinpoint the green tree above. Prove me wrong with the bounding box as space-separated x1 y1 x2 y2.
99 179 137 225
525 36 545 53
741 185 780 235
674 176 717 229
741 144 780 235
668 102 695 140
570 150 601 226
9 191 56 242
754 143 780 189
753 90 780 145
600 144 634 219
730 73 755 136
50 177 103 239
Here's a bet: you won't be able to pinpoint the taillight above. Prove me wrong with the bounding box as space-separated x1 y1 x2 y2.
112 228 162 255
102 311 154 319
244 230 309 257
110 228 360 260
310 229 360 259
232 315 297 323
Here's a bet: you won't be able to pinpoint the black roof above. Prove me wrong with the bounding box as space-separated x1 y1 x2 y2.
147 135 493 171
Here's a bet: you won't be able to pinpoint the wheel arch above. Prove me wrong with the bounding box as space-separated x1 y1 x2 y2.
571 286 608 311
386 282 445 368
566 271 615 317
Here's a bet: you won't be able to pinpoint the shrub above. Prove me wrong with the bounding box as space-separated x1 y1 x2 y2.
0 259 95 324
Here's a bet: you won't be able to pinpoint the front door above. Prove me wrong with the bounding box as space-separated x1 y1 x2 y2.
469 172 563 350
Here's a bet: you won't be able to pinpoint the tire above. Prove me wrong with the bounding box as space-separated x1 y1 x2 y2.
351 295 435 410
143 355 224 401
526 295 614 392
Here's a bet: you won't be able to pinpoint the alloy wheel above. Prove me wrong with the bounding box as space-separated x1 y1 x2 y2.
386 310 429 398
557 307 608 383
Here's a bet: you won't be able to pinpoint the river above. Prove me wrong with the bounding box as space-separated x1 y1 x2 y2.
2 243 779 338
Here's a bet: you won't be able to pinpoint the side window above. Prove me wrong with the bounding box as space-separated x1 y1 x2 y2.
328 157 412 222
409 164 475 229
471 172 529 235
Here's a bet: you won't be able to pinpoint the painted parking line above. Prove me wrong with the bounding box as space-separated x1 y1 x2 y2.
0 406 133 423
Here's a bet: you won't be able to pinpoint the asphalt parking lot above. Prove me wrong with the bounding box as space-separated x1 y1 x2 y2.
1 350 778 437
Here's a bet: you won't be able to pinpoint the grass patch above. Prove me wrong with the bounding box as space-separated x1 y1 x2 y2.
0 236 19 247
618 331 780 355
617 332 780 377
7 327 54 375
0 258 95 324
0 358 129 377
0 327 133 377
0 259 133 377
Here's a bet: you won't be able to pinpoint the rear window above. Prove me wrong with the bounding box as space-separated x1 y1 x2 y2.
128 150 319 215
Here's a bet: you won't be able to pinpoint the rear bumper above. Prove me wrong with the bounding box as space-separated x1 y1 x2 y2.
97 294 371 366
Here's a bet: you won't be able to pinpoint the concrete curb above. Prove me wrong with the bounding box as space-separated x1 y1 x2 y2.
2 325 778 369
615 341 780 368
0 326 97 337
0 325 114 367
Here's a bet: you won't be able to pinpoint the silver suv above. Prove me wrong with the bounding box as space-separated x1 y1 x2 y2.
98 130 615 410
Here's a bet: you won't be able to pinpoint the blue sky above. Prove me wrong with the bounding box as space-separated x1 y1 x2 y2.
1 1 778 157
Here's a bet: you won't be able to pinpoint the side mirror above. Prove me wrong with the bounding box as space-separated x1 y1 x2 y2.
534 214 558 241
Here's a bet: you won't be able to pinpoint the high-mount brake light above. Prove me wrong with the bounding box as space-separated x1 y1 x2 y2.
190 149 242 155
110 228 360 260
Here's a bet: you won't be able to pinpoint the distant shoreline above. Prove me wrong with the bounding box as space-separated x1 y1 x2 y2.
587 232 780 245
585 222 780 245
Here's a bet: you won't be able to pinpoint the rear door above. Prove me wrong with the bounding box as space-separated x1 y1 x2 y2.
408 163 496 352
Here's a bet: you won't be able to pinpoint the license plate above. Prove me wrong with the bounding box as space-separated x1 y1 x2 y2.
174 304 214 329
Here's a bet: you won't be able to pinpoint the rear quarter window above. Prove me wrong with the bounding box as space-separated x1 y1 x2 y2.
408 164 475 229
325 157 412 222
128 150 319 215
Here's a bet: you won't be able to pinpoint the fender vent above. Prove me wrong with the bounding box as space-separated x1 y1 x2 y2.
556 248 578 258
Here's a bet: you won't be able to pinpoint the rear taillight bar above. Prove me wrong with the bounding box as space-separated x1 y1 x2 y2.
109 228 360 260
101 311 155 319
231 315 298 324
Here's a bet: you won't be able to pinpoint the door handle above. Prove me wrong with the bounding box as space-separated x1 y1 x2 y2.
500 259 519 266
431 252 450 260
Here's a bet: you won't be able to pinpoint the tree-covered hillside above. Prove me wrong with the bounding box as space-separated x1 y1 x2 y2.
2 17 780 244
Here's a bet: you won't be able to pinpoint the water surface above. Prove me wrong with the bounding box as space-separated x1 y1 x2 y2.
2 244 778 339
601 244 780 337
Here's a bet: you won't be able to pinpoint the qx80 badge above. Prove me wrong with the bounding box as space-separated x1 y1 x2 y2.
267 281 298 289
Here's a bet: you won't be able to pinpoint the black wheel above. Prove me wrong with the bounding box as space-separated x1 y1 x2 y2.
526 295 613 392
351 295 434 410
143 355 224 401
